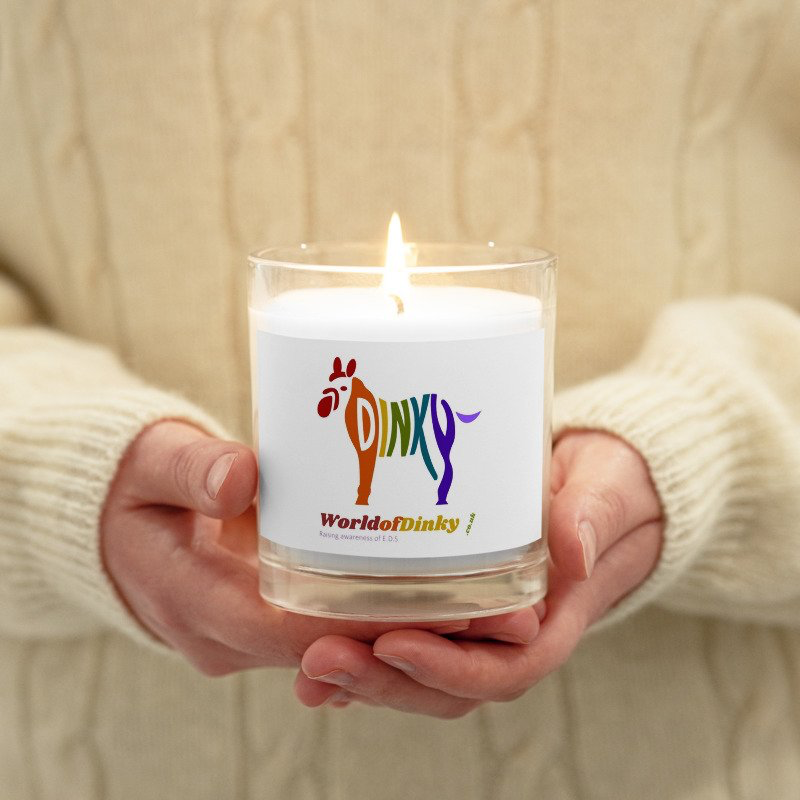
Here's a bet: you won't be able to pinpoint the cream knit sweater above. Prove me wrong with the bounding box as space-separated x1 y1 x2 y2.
1 1 800 798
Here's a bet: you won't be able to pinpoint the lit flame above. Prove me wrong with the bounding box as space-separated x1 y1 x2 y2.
382 212 410 313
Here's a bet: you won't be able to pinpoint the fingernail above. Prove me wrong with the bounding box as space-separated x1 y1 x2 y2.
307 669 355 687
491 632 528 645
374 654 416 674
431 622 470 635
578 520 597 578
206 453 238 499
325 689 351 706
534 600 547 622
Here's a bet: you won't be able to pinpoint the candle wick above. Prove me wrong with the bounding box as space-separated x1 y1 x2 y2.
390 294 405 315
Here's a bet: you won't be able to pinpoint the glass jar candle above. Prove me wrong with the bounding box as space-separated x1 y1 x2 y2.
248 232 556 621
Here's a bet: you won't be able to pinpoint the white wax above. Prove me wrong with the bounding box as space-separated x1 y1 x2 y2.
252 286 542 341
250 285 543 574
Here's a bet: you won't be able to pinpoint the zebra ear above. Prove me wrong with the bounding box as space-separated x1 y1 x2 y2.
329 357 348 381
346 358 356 377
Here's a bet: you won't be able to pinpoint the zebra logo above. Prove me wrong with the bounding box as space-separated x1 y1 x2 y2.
316 357 481 506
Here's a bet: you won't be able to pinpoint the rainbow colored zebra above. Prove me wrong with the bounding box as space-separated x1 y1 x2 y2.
317 357 481 506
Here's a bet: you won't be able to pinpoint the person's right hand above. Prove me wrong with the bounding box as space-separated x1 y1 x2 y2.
100 421 541 694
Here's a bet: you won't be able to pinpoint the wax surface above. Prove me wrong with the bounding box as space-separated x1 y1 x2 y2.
251 286 542 341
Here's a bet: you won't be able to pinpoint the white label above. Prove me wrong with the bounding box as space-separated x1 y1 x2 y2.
257 330 544 558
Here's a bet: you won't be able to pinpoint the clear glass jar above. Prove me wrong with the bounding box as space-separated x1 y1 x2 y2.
248 242 556 621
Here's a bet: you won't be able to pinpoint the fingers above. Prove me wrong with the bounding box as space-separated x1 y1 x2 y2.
548 431 662 580
365 522 662 704
369 630 552 702
125 508 520 673
297 636 481 719
139 524 479 667
172 518 656 691
450 603 544 643
107 505 286 665
121 421 258 518
582 520 663 626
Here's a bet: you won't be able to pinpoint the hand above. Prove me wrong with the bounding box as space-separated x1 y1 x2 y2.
100 421 539 678
294 430 663 716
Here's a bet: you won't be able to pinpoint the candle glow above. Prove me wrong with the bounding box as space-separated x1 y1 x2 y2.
382 212 410 314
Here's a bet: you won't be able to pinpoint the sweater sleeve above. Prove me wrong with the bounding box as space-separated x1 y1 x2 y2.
0 277 228 649
554 295 800 630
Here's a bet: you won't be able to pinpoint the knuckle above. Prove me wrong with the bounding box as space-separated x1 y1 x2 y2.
590 485 626 535
469 652 516 701
171 441 205 504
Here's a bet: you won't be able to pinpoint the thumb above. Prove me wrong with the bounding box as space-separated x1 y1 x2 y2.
120 420 258 518
548 432 661 581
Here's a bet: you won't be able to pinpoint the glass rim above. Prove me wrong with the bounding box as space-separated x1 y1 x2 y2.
248 241 556 275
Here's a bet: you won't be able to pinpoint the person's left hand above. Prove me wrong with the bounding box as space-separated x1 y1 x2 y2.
293 430 664 717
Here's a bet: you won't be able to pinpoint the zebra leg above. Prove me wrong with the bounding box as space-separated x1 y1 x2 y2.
431 394 456 505
356 448 375 505
346 379 378 505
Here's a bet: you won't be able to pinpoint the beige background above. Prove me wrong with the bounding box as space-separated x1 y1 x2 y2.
2 0 798 443
1 2 800 798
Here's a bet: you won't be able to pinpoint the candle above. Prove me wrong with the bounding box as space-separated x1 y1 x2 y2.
248 217 556 620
